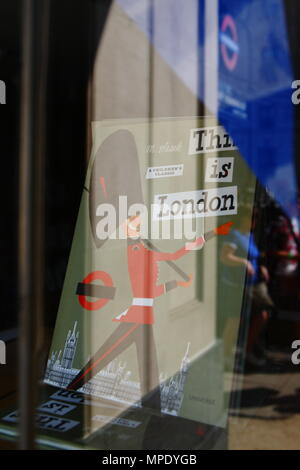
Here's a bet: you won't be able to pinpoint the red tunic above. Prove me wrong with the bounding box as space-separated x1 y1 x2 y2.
113 237 204 324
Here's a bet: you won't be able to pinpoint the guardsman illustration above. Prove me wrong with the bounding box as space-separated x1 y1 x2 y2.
67 129 233 410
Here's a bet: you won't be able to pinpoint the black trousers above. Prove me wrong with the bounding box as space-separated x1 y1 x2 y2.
67 322 161 410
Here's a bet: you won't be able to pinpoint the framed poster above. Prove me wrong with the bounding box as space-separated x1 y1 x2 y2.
38 116 256 444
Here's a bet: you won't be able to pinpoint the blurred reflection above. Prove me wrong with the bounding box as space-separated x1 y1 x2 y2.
228 195 300 450
265 197 300 312
221 206 273 369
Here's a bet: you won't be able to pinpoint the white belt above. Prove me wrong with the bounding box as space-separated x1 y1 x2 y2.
132 298 154 307
114 298 154 320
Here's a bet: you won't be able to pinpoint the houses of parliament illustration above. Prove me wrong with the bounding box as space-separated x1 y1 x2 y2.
44 322 191 415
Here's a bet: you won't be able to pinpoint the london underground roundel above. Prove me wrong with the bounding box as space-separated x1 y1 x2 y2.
220 14 239 71
77 271 114 311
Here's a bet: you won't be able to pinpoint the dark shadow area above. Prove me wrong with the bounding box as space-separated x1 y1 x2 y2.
44 0 113 327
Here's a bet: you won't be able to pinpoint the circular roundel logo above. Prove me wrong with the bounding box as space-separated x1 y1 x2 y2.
77 271 114 311
220 15 239 71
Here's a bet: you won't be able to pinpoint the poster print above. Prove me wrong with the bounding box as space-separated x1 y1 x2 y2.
44 117 256 427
